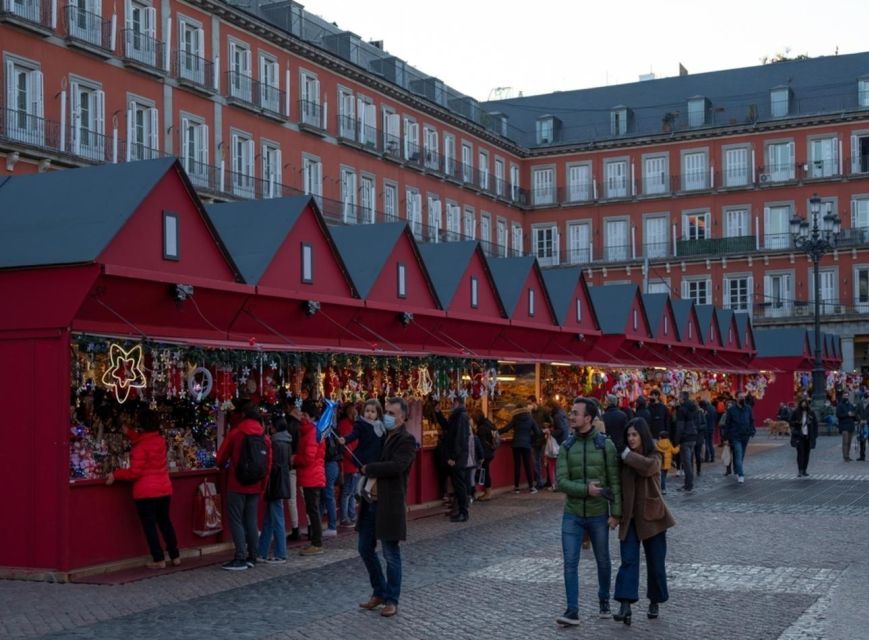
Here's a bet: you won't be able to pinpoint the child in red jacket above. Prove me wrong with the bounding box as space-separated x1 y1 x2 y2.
107 409 179 569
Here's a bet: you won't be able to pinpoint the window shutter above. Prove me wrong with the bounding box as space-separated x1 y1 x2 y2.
199 123 208 165
124 0 132 29
244 48 251 75
723 277 730 308
229 41 237 72
246 138 254 176
231 133 239 172
706 279 712 305
763 275 772 306
31 69 43 118
148 107 159 152
681 279 689 300
312 77 320 103
95 89 105 136
552 224 560 263
274 148 282 185
145 7 156 37
180 116 190 169
70 82 81 151
5 62 15 108
852 135 860 174
747 276 754 312
852 199 857 227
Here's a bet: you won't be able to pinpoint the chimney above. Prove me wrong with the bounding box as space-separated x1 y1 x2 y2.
678 63 689 76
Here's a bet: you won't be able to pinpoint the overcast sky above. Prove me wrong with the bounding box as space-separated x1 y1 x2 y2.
302 0 868 101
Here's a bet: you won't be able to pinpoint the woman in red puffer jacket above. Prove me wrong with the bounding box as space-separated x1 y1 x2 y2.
107 409 179 569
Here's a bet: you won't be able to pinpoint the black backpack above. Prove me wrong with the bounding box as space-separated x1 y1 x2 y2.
236 433 269 485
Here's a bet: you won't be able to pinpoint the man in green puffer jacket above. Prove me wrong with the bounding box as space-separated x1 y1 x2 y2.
554 397 622 627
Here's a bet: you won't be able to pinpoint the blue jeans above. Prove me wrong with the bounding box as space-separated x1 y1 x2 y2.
256 498 286 559
614 521 669 604
320 461 340 529
704 430 715 461
660 469 667 492
731 437 749 477
561 512 611 611
357 502 402 605
341 472 360 522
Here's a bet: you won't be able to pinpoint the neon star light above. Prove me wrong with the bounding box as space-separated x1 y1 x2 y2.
101 343 147 404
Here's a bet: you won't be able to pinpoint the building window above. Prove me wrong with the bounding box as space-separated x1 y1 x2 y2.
178 18 205 85
443 134 455 176
383 108 400 157
397 263 407 298
124 0 157 66
681 150 708 191
403 117 419 161
383 182 398 220
809 137 839 178
180 115 208 187
533 225 559 266
461 143 473 182
512 223 523 255
724 208 750 238
127 99 159 160
357 97 376 147
644 216 668 258
682 279 710 305
510 164 520 200
427 196 442 242
611 107 628 136
643 155 668 195
301 243 313 283
765 141 795 181
687 97 707 127
647 280 669 294
860 79 869 108
423 127 438 170
470 276 479 309
261 142 281 198
604 219 629 261
494 159 505 196
302 156 322 201
360 175 375 224
854 267 869 312
406 188 422 239
338 87 355 139
68 0 104 45
446 203 461 241
567 222 591 264
528 288 535 317
770 87 790 118
536 116 554 144
463 207 476 239
228 40 252 102
478 150 489 190
723 146 751 187
764 204 792 250
604 159 628 198
576 298 582 322
341 168 357 223
532 167 555 205
763 273 792 317
479 213 491 244
70 78 105 161
567 163 592 202
632 308 638 331
163 212 179 260
230 132 254 197
496 218 507 256
663 315 669 335
683 211 709 241
809 268 838 315
258 55 280 114
724 276 752 312
300 71 320 127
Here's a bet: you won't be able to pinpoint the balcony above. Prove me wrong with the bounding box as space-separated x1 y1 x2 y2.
173 50 216 94
676 235 757 257
0 104 58 151
403 141 423 169
753 299 867 324
298 99 325 134
383 133 400 161
68 126 113 162
422 147 440 173
226 72 285 120
758 163 798 184
122 29 165 75
63 5 112 57
0 0 53 35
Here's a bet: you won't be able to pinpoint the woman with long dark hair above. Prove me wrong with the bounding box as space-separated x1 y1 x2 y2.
612 418 675 625
789 396 819 477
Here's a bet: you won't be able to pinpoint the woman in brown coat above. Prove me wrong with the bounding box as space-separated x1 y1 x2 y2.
612 418 676 625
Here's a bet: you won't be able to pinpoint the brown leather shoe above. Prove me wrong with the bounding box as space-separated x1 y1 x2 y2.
359 596 384 610
380 603 398 617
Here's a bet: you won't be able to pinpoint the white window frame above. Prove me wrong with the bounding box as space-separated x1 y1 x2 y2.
860 79 869 108
764 272 793 317
532 166 555 205
682 210 709 241
765 140 795 182
642 154 668 196
809 267 838 315
496 217 508 256
478 150 489 190
463 206 476 240
300 70 321 127
770 87 790 118
604 217 629 261
124 0 157 67
723 274 753 313
681 149 708 191
360 174 376 224
403 117 419 162
228 39 252 103
427 195 442 242
69 75 105 161
854 264 869 312
687 97 706 127
567 221 592 264
230 129 254 197
681 278 711 306
494 158 505 196
723 144 751 187
406 188 422 239
764 203 793 250
723 206 750 238
461 142 473 182
479 212 491 244
178 17 205 85
446 202 461 241
126 95 159 160
643 214 668 259
338 86 355 139
341 167 357 223
604 158 628 199
566 162 592 202
510 163 520 200
532 224 560 267
179 113 208 187
512 223 523 255
261 140 281 198
301 243 313 283
383 181 398 220
258 53 280 114
302 154 322 202
536 117 554 144
163 211 179 260
808 135 839 178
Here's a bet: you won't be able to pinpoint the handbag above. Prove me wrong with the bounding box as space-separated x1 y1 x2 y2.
720 444 732 467
544 435 560 459
193 481 223 537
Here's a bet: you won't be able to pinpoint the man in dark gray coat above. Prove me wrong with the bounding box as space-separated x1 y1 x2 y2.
436 397 472 522
357 397 417 618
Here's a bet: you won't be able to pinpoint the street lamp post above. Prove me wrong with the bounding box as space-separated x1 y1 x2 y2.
789 193 841 408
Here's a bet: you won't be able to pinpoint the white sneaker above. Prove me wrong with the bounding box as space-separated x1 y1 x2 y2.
323 528 338 538
737 475 745 484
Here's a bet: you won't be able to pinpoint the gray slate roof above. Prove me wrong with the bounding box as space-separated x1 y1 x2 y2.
715 308 735 346
484 52 869 148
416 241 480 309
0 158 177 268
486 256 538 317
754 328 810 358
588 284 641 335
670 299 696 342
694 305 717 345
328 222 408 299
734 313 753 350
641 293 671 338
541 266 586 326
206 196 312 285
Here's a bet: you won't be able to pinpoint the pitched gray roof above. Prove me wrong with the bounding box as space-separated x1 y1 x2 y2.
641 293 670 338
541 266 585 325
416 241 479 309
754 328 810 358
206 196 312 284
588 284 640 335
486 256 537 317
694 305 717 345
715 308 735 346
484 52 869 148
670 299 695 342
328 222 407 299
0 158 177 268
733 313 753 350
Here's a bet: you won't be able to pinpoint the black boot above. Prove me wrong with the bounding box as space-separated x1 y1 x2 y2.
648 602 659 619
288 527 300 541
613 601 631 625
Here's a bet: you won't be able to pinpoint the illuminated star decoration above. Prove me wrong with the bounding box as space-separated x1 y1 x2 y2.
101 343 147 404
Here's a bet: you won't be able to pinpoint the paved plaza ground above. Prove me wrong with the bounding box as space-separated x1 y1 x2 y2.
2 431 869 639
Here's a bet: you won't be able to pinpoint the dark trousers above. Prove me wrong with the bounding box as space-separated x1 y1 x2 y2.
134 496 179 563
227 492 259 562
694 439 704 475
680 440 695 490
704 430 715 462
303 487 323 546
451 465 469 517
357 502 402 605
614 521 669 605
481 458 493 488
533 447 544 487
796 436 812 473
512 447 534 489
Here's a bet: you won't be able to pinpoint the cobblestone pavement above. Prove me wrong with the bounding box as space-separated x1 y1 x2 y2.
2 432 869 639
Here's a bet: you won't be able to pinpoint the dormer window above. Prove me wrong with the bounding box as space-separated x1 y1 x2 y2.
633 308 639 331
163 212 179 260
770 87 790 118
688 322 693 339
859 78 869 108
611 107 629 136
470 276 479 308
397 263 406 298
536 116 555 144
576 298 582 322
301 243 313 283
529 288 535 316
687 97 708 127
664 315 669 335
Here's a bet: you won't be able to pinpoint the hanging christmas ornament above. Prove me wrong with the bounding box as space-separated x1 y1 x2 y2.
187 367 214 403
101 343 147 404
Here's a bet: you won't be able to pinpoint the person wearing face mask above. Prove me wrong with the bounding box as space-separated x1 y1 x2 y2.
646 389 670 440
722 392 755 484
356 397 417 619
789 397 818 477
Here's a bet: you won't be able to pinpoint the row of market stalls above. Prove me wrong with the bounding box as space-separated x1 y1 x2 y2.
0 158 833 574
